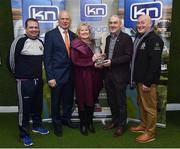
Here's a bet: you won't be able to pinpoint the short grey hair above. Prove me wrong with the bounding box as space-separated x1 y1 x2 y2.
108 15 122 24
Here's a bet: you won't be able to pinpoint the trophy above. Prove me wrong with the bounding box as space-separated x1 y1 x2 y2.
94 37 107 66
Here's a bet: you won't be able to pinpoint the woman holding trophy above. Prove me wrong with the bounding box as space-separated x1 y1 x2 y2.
71 23 104 136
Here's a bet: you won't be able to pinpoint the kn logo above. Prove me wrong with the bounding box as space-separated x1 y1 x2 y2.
85 4 107 17
81 0 107 21
29 5 59 23
130 1 162 21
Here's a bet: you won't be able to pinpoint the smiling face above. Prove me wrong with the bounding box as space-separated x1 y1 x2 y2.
25 20 39 39
108 15 122 33
79 25 90 40
58 10 71 30
137 15 152 34
76 23 92 41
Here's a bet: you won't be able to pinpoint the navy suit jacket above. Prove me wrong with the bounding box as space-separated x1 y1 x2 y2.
44 27 76 84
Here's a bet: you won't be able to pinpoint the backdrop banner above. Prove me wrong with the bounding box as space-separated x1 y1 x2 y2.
10 0 173 127
11 0 65 39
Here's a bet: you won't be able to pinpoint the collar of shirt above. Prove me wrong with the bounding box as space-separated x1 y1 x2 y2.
136 33 143 38
110 30 120 39
58 26 69 41
25 34 38 40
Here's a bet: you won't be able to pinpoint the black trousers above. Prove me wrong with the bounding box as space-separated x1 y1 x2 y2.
104 72 127 127
51 79 74 126
16 78 43 138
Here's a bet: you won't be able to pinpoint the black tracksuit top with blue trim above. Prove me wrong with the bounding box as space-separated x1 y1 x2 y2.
9 34 44 79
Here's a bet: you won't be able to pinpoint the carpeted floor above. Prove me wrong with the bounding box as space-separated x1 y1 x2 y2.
0 111 180 148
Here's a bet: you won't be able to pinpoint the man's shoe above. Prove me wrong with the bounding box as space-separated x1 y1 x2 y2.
136 133 156 143
63 120 78 128
113 127 125 137
54 125 63 137
32 127 49 135
22 136 33 147
104 123 116 130
130 125 145 133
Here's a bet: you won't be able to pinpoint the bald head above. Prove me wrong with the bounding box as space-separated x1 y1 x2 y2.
137 14 152 34
139 15 152 25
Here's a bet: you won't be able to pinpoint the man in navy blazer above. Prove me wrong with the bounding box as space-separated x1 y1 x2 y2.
44 10 76 137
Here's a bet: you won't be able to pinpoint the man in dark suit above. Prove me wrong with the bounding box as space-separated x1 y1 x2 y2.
44 10 76 137
103 15 133 137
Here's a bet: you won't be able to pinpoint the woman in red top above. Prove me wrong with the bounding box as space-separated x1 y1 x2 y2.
71 23 103 136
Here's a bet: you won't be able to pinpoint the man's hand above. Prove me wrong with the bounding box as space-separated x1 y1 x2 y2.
94 63 103 69
48 79 57 88
103 59 111 67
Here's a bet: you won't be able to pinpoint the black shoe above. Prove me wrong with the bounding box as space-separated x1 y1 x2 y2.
63 120 78 128
54 125 63 137
113 127 125 137
80 125 88 136
88 123 96 133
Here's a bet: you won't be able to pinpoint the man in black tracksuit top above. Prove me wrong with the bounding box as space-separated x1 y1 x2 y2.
9 18 49 146
130 15 164 143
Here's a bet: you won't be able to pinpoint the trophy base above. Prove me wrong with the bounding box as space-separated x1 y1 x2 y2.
95 60 107 66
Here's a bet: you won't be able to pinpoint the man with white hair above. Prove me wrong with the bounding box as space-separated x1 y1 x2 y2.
130 15 164 143
44 10 76 137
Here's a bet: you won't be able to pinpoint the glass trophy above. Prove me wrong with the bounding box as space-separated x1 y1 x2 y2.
94 37 107 66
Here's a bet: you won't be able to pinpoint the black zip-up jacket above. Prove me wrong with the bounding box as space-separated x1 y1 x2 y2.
133 31 164 87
